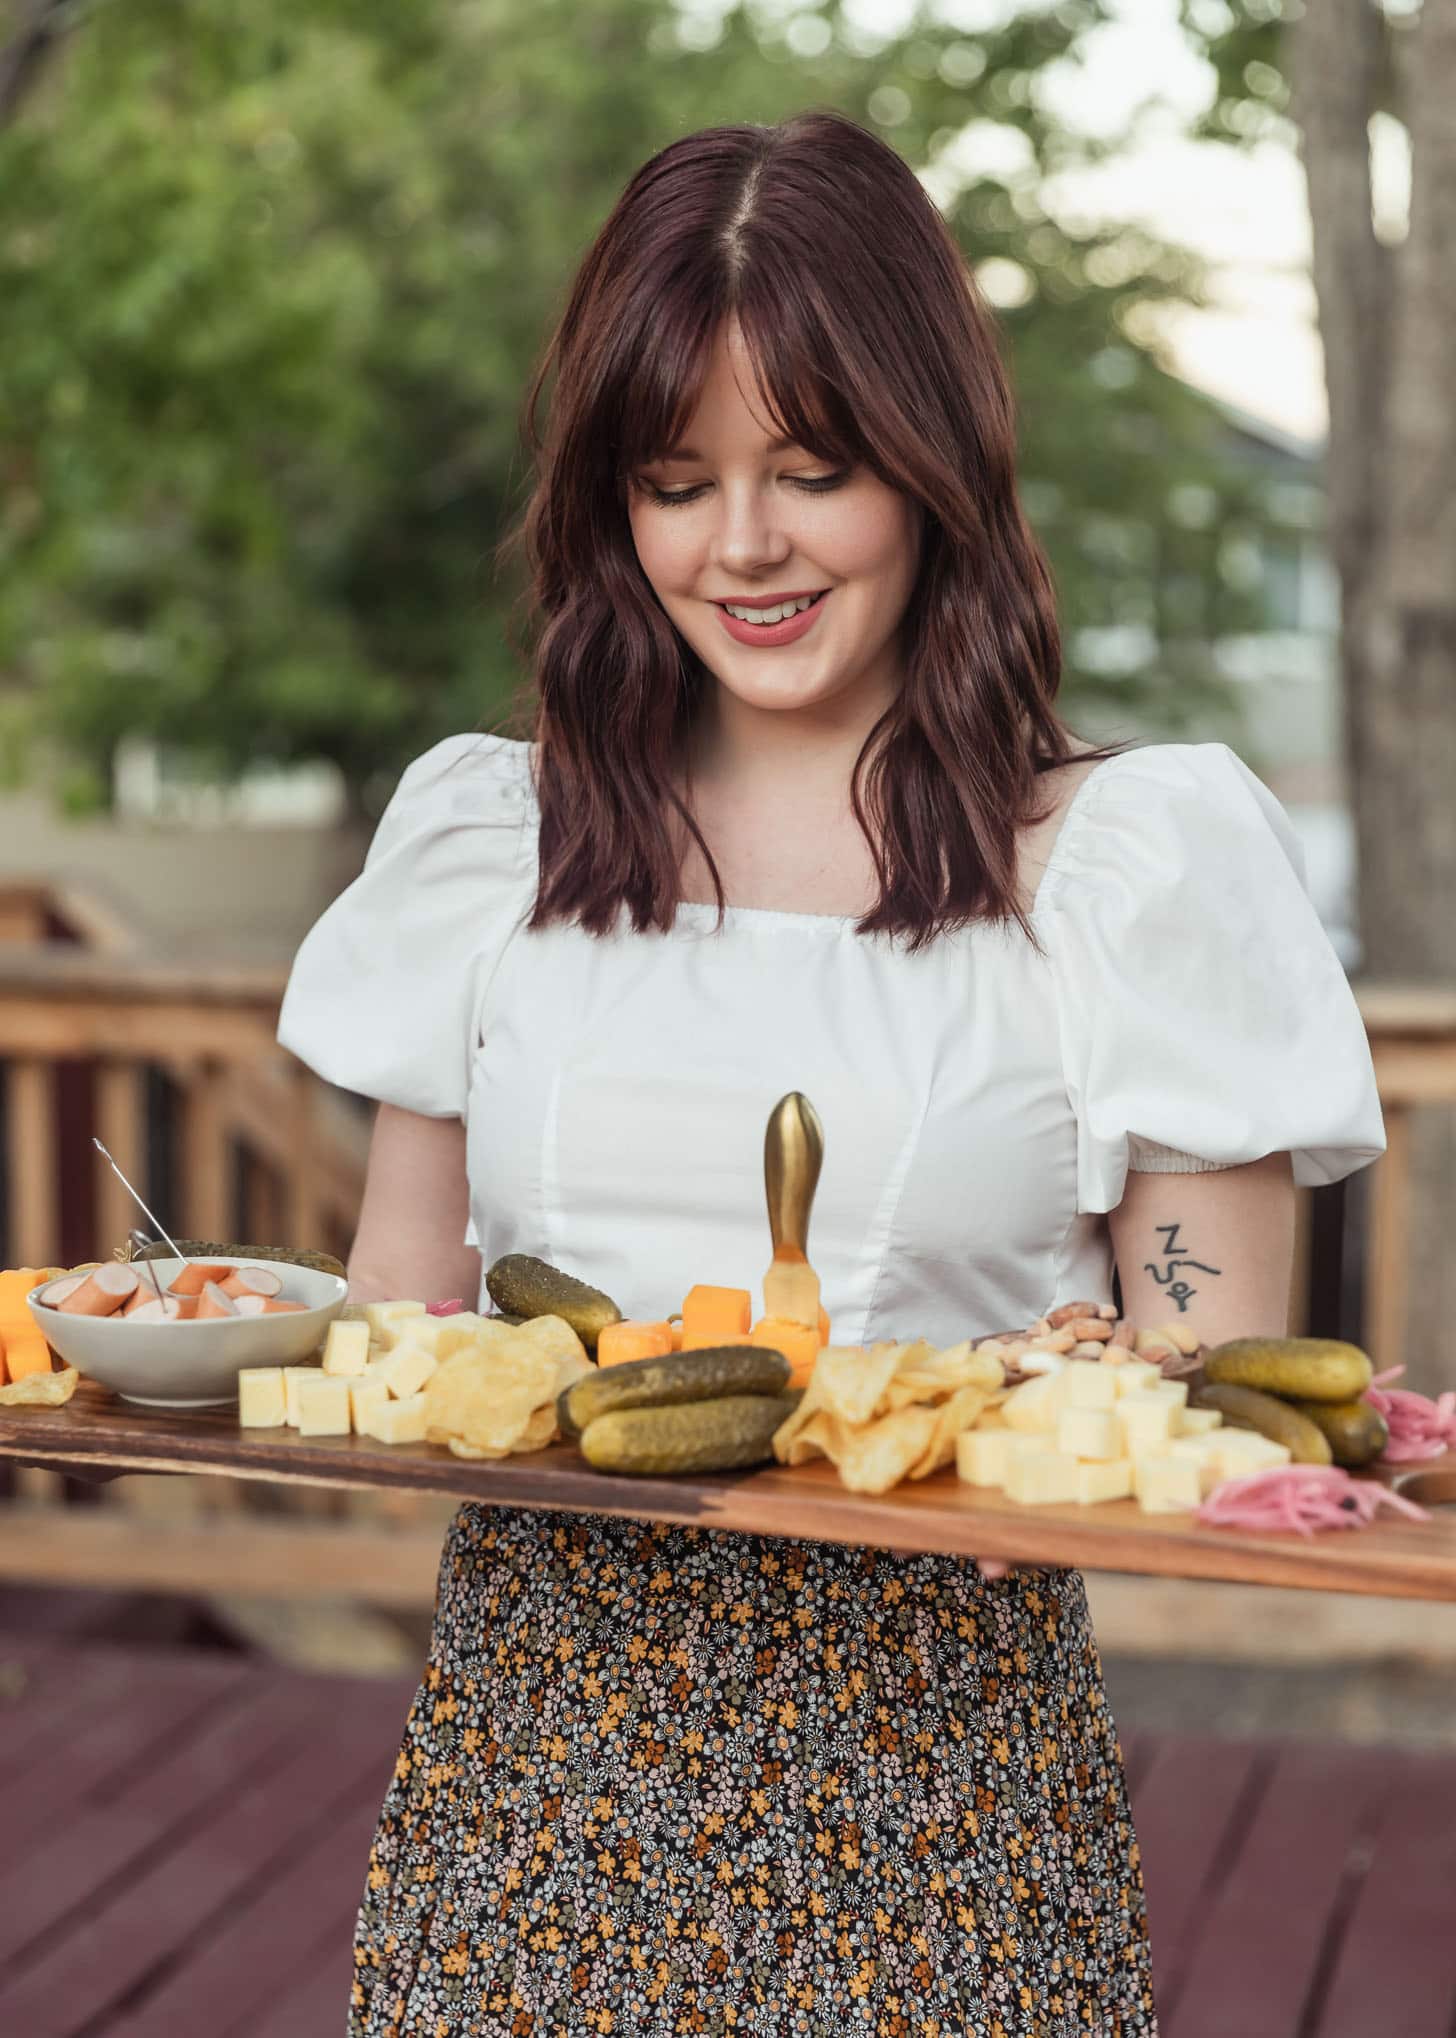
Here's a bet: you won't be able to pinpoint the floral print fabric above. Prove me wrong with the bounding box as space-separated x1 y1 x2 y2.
350 1505 1158 2037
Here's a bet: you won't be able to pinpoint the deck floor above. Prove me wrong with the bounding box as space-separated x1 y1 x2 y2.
3 1638 1455 2037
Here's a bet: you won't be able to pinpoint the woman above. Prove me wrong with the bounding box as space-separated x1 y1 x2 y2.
278 110 1385 2037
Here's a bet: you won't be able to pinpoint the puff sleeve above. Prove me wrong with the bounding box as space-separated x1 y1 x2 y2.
276 732 536 1118
1035 741 1386 1214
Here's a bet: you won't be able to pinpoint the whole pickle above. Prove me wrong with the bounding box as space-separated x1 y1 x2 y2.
560 1345 790 1441
1286 1395 1389 1468
1203 1337 1373 1404
580 1392 802 1476
485 1254 621 1351
1190 1381 1332 1464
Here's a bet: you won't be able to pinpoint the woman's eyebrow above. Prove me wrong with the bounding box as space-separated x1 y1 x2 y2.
660 434 801 463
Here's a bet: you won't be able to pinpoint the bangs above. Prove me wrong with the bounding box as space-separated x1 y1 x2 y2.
612 291 864 481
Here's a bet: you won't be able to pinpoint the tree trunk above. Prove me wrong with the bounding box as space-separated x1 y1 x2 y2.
1290 0 1456 1388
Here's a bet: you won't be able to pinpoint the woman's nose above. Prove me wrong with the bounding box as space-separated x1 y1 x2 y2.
710 484 793 577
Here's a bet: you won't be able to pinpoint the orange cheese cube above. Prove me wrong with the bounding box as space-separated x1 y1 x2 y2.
751 1316 822 1392
597 1320 676 1368
2 1326 56 1382
680 1284 752 1346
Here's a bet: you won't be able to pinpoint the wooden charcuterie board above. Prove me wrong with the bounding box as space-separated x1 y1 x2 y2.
4 1381 1456 1600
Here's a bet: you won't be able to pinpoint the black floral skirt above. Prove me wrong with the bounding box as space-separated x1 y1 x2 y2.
349 1505 1158 2037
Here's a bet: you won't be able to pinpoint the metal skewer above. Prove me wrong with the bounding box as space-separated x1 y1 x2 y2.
128 1228 169 1305
91 1139 190 1269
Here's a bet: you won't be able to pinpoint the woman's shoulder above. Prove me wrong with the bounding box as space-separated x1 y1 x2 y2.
391 730 537 811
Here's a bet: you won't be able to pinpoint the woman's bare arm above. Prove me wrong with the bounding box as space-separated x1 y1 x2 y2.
1109 1151 1297 1346
347 1103 483 1307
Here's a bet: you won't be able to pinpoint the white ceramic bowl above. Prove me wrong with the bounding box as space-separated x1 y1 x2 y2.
27 1255 349 1408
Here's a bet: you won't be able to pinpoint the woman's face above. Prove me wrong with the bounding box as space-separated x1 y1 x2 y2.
626 321 923 724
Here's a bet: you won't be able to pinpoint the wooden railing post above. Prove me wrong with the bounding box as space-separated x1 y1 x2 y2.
1365 1106 1413 1375
95 1059 148 1251
8 1058 58 1268
182 1058 232 1242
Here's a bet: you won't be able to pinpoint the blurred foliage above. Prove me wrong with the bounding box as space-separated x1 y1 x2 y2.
0 0 1305 815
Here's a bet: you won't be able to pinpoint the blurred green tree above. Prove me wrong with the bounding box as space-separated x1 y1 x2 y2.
0 0 1288 814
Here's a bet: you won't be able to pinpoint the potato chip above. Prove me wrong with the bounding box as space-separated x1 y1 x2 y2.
774 1407 850 1467
831 1405 939 1494
513 1314 593 1399
515 1403 559 1454
422 1335 557 1455
446 1435 508 1461
0 1366 78 1407
906 1381 997 1479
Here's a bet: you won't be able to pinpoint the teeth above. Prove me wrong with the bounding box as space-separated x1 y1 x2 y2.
724 593 819 624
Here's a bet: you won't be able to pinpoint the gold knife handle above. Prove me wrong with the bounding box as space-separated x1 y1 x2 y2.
764 1092 824 1255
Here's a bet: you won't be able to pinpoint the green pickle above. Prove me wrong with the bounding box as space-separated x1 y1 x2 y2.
580 1391 803 1476
1203 1336 1373 1404
559 1345 790 1440
485 1253 622 1350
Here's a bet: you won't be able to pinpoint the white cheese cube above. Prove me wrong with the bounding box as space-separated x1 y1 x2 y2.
1057 1407 1122 1462
283 1365 321 1427
1001 1373 1062 1434
358 1392 429 1445
1208 1430 1293 1482
1058 1360 1118 1413
1117 1392 1179 1453
1148 1377 1189 1409
1005 1450 1080 1506
238 1367 286 1428
372 1340 439 1400
1133 1452 1204 1513
1175 1406 1223 1437
956 1428 1028 1488
1111 1360 1162 1399
361 1299 428 1347
1168 1436 1225 1496
293 1372 353 1437
350 1378 391 1432
321 1319 372 1377
1075 1458 1134 1505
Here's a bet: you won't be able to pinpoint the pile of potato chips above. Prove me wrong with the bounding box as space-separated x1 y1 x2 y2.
772 1339 1005 1494
0 1366 79 1407
417 1312 593 1460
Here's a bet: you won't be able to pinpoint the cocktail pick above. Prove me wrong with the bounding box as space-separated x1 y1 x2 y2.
91 1139 190 1270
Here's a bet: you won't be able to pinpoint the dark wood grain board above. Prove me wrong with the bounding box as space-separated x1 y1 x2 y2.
3 1381 1455 1599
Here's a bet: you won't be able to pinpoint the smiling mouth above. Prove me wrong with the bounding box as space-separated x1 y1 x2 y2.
714 590 830 622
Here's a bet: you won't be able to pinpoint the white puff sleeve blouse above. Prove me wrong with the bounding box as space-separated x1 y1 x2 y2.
277 733 1385 1343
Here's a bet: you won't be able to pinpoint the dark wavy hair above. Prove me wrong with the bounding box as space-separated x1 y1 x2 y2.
497 108 1131 951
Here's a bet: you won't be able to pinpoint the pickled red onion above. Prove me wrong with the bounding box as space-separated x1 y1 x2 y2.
1364 1364 1456 1463
427 1297 466 1317
1196 1463 1429 1537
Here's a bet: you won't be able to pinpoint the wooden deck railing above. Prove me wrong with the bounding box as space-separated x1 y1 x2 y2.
0 891 1451 1621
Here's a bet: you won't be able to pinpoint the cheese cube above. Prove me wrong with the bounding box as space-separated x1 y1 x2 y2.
361 1299 428 1347
283 1365 321 1427
1168 1436 1224 1496
372 1340 438 1400
1208 1430 1293 1482
1111 1359 1162 1399
321 1319 371 1377
238 1367 286 1429
956 1428 1028 1488
1057 1407 1122 1462
1076 1457 1134 1505
1058 1360 1118 1413
293 1372 353 1437
358 1391 429 1445
1117 1392 1179 1453
1148 1377 1189 1409
1001 1373 1062 1434
1133 1452 1204 1513
1176 1406 1223 1437
1005 1450 1080 1506
350 1378 391 1432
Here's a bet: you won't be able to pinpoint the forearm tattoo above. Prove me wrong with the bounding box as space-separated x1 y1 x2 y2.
1144 1221 1222 1314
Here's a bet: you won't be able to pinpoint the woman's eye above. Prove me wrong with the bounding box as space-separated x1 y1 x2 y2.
642 472 850 507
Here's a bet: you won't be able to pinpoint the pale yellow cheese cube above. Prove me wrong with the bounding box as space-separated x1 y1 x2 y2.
1058 1360 1118 1413
1117 1392 1179 1454
1133 1452 1204 1513
238 1367 286 1429
1148 1377 1189 1410
1057 1406 1122 1462
283 1365 321 1427
350 1378 391 1432
358 1391 429 1445
321 1319 372 1378
1168 1436 1225 1496
1175 1406 1223 1437
1004 1450 1080 1506
1001 1373 1062 1434
361 1299 428 1347
294 1372 353 1437
372 1340 439 1400
1208 1430 1293 1482
1075 1457 1134 1505
955 1428 1028 1488
1111 1359 1162 1399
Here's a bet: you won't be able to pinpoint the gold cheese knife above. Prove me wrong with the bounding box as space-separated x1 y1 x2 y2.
762 1091 825 1328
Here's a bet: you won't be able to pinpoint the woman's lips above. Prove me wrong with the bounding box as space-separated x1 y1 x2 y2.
714 590 830 648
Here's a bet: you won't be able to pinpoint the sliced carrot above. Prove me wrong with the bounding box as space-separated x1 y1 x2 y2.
597 1320 676 1368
